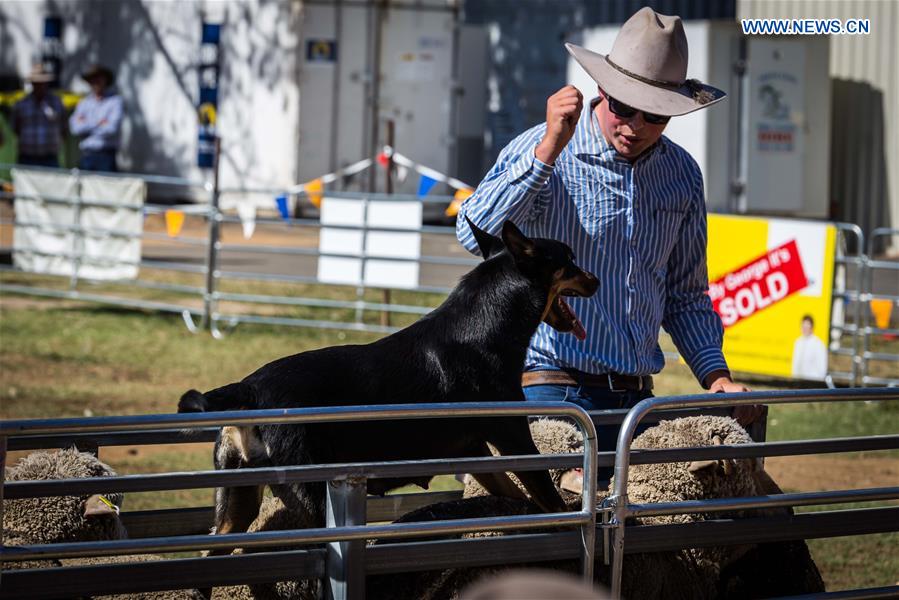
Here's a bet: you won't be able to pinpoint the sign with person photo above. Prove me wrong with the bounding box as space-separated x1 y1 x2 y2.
705 214 836 381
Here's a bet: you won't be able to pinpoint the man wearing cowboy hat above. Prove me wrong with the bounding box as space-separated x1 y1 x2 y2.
457 8 759 462
69 64 123 172
14 64 66 168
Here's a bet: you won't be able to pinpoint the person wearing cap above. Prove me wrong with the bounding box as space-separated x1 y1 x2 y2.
69 64 123 172
457 8 759 454
14 64 66 168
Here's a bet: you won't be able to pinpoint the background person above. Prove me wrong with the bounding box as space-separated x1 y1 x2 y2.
456 8 760 479
69 64 122 172
13 64 66 168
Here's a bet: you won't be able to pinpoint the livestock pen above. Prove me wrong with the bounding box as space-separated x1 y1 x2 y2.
1 389 897 599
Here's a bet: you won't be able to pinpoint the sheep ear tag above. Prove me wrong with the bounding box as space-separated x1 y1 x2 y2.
84 494 120 517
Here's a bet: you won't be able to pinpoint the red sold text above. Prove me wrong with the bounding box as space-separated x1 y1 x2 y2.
709 240 809 328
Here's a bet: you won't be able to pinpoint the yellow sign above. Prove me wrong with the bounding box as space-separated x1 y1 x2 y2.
706 215 837 380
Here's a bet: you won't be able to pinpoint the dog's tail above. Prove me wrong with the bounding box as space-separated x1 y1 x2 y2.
178 382 257 413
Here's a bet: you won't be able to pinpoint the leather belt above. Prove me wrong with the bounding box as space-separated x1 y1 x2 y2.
521 369 653 392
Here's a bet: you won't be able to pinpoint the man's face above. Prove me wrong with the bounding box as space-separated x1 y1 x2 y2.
88 75 107 95
596 88 668 160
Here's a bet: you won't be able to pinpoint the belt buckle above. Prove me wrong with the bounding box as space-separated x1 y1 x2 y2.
607 373 628 393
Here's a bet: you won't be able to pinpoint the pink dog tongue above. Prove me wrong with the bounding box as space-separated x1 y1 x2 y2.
559 296 587 341
572 317 587 341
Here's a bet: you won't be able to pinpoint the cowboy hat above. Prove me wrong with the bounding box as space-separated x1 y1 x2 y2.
80 64 115 85
566 7 725 117
26 64 54 83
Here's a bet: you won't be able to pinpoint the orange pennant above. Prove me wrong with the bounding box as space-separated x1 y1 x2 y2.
305 178 324 208
870 299 894 330
445 188 474 217
164 209 185 237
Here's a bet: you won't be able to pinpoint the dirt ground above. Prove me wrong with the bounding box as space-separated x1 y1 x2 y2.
765 454 898 492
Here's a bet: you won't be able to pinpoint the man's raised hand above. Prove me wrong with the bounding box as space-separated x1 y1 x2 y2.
535 85 583 165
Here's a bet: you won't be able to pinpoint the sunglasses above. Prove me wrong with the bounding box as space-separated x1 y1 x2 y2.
605 93 670 125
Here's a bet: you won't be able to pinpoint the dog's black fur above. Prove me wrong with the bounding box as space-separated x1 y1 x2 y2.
179 219 598 544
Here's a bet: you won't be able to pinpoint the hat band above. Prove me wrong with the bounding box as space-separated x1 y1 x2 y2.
603 56 715 105
604 56 683 90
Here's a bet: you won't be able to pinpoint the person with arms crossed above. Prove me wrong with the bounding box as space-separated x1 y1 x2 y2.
69 64 122 172
456 8 760 478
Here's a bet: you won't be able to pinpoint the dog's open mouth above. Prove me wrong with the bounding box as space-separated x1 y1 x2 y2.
546 288 587 340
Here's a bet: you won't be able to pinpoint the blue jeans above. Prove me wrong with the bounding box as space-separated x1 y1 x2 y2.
78 149 117 172
523 383 654 483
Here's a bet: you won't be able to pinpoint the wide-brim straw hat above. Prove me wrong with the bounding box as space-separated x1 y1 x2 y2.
566 7 725 117
81 64 115 85
26 64 54 83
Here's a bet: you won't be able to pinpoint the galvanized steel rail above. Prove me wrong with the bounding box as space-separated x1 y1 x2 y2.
605 387 899 600
0 401 599 597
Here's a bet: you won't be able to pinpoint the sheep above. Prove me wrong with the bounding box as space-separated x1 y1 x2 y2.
463 418 584 504
371 416 823 600
1 448 203 600
3 448 127 548
212 495 319 600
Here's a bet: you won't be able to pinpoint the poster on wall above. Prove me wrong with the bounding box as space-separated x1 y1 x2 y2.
745 38 806 212
706 214 836 380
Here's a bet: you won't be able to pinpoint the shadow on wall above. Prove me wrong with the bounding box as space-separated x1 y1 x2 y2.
5 0 298 190
41 0 192 178
830 79 891 255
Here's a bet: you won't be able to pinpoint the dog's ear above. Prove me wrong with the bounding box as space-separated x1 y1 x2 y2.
501 220 537 259
466 216 504 259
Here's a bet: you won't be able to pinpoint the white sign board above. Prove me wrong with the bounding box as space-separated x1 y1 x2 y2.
317 197 422 289
12 169 145 280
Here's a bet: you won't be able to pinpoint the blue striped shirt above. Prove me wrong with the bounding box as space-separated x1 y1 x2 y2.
456 97 728 385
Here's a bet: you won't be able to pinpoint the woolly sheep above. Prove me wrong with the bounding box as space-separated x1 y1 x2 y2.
463 418 584 504
3 448 127 547
375 416 823 600
213 495 319 600
2 449 203 600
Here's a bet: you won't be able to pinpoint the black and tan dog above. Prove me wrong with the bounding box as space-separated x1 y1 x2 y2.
179 219 598 546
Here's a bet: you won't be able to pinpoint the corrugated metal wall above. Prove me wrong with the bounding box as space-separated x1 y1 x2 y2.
739 0 899 251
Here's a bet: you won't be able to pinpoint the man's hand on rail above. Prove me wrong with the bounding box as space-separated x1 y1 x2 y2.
704 370 763 426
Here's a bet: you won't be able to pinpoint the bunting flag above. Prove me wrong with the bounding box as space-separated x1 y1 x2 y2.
870 299 895 338
236 202 256 240
417 174 438 197
164 209 185 237
445 187 474 217
304 178 324 208
278 149 475 212
275 194 290 221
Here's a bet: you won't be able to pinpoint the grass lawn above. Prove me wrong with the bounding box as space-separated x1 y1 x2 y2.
1 294 897 591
